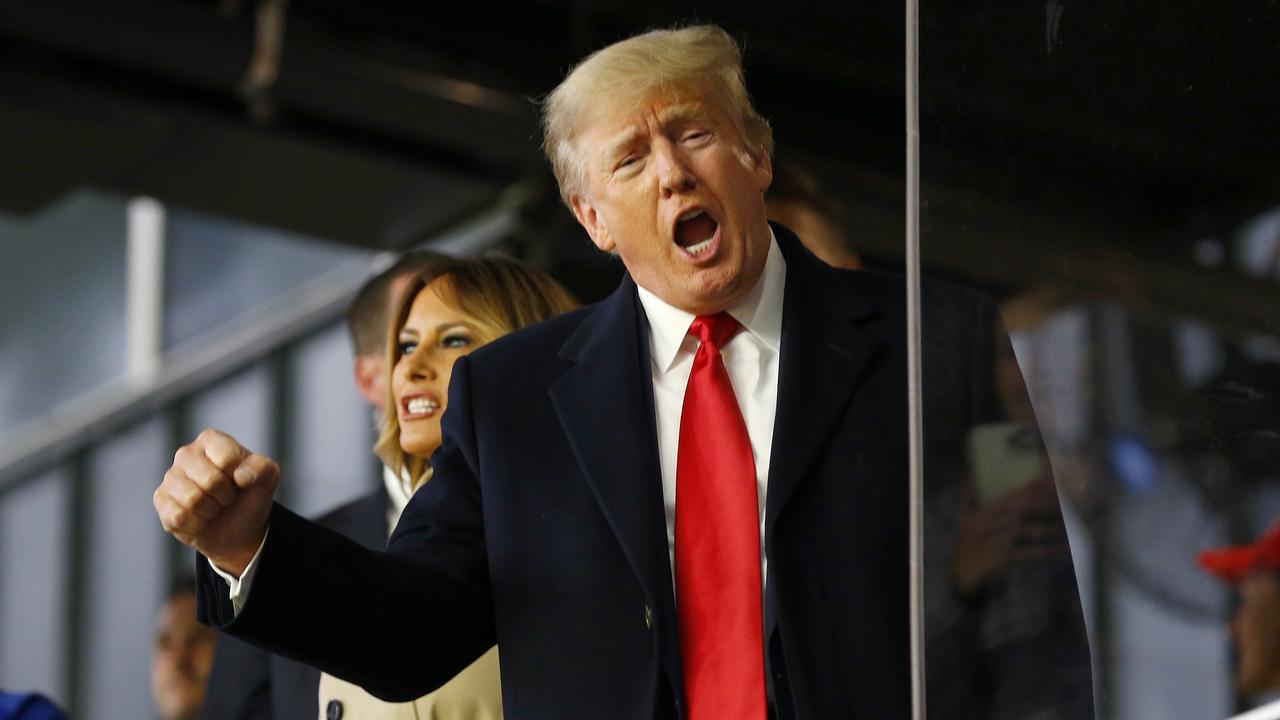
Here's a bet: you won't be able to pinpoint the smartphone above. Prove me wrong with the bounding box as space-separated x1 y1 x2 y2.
967 422 1043 504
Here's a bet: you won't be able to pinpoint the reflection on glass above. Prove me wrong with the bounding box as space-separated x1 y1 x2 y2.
1200 520 1280 704
920 292 1093 719
918 3 1280 717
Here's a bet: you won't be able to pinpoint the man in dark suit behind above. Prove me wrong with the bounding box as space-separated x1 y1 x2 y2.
200 253 441 719
157 25 1091 719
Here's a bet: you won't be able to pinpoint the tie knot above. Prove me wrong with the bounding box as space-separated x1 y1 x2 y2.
689 312 740 351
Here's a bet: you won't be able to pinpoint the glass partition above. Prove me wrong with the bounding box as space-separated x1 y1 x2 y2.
918 3 1280 718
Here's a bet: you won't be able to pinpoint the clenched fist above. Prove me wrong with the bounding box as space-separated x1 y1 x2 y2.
154 428 280 576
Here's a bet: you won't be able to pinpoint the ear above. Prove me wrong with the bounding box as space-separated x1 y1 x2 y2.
570 195 615 253
352 355 386 412
751 149 773 194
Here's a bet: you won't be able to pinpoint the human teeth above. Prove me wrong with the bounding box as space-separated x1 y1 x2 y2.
407 398 438 414
679 209 704 222
683 237 714 255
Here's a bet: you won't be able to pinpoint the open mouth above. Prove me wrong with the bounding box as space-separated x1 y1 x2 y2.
673 208 719 257
401 394 441 419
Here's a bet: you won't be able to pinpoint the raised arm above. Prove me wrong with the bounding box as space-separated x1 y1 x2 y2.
154 359 496 702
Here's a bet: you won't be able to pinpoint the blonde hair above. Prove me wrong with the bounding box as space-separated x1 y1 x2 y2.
541 24 774 205
374 255 578 484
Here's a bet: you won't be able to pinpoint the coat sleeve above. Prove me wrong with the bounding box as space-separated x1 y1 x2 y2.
196 356 495 702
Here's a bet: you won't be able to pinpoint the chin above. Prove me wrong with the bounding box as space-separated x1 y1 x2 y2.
689 272 744 305
400 433 439 459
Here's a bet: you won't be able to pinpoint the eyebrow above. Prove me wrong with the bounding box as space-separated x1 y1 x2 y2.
401 321 472 337
600 103 708 163
433 322 472 334
659 104 704 127
602 128 643 165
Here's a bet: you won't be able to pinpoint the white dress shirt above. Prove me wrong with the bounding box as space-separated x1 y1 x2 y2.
383 464 416 532
219 233 787 612
636 233 785 589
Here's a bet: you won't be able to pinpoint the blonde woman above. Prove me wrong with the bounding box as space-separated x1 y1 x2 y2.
318 255 577 720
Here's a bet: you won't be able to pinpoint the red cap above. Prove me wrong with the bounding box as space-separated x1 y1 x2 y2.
1199 519 1280 584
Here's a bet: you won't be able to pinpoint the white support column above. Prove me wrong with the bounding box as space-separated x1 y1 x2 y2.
126 197 166 384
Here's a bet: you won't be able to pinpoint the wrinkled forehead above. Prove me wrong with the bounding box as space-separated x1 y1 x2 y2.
576 85 730 154
602 102 708 147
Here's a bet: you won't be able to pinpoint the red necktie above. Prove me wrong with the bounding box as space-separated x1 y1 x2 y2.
675 312 767 720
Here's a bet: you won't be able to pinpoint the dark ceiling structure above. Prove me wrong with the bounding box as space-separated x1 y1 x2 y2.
1 1 1277 328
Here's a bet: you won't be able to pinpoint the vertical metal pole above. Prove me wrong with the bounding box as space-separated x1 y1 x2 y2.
63 450 90 719
905 0 926 718
126 196 166 384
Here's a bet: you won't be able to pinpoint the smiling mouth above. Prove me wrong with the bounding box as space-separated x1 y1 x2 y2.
674 209 719 257
402 395 441 418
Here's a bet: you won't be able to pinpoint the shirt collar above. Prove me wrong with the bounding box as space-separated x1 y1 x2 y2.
636 229 786 374
383 464 415 520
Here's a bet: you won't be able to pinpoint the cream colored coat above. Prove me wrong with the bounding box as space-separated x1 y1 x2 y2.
317 645 501 719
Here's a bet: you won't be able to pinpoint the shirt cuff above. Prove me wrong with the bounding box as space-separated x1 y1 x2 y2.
207 528 269 617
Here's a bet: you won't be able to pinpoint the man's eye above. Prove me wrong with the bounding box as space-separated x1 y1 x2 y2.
616 156 641 171
397 341 418 357
681 130 710 143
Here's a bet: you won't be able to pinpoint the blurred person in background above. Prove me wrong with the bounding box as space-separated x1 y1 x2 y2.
203 251 446 720
153 577 216 720
1200 519 1280 701
316 254 577 719
1191 357 1280 711
764 160 861 270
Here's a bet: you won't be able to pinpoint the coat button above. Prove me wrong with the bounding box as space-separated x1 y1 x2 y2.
643 604 654 629
326 699 343 720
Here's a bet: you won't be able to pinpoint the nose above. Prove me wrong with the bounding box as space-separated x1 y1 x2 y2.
656 142 695 197
402 346 438 381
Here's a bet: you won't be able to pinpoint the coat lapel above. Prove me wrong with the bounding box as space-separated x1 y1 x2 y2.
765 227 881 539
547 277 682 688
548 278 670 605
